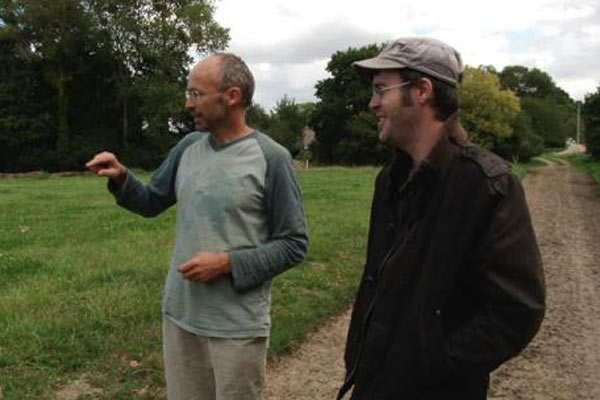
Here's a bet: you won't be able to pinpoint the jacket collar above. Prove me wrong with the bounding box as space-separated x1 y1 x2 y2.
384 111 467 201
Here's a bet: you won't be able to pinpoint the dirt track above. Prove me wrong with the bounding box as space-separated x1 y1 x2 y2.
266 162 600 399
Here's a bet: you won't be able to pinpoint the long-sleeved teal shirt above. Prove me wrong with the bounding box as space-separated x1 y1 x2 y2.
109 131 308 337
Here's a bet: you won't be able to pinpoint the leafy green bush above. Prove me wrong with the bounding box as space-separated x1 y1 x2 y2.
494 111 545 162
583 87 600 160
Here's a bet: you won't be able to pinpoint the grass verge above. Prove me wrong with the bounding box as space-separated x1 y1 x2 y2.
561 153 600 186
511 157 547 180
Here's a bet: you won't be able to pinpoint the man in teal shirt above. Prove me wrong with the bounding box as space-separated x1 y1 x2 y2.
87 53 308 400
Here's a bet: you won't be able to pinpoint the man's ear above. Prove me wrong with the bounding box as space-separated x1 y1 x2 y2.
224 86 242 106
416 77 434 105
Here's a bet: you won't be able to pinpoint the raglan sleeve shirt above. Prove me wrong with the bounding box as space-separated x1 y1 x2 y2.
228 136 308 292
107 131 308 293
107 133 203 217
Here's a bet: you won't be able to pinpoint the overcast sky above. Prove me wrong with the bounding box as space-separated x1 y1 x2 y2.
213 0 600 111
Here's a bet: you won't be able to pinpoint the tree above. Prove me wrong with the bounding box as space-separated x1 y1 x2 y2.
0 0 229 171
460 66 521 150
268 96 310 156
1 0 98 160
312 44 382 164
246 102 271 132
0 20 55 171
500 66 555 98
297 102 316 130
493 111 544 162
85 0 229 155
333 111 390 164
583 86 600 159
499 65 576 148
521 97 573 148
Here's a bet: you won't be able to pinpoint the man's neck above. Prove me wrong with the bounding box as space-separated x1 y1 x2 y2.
211 117 253 146
404 113 446 174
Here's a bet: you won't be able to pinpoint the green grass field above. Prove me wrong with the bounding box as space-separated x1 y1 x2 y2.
0 167 377 398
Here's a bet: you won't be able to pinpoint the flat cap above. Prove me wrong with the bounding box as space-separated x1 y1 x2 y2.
353 37 464 87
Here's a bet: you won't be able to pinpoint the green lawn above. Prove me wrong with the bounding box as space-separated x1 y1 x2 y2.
0 167 377 398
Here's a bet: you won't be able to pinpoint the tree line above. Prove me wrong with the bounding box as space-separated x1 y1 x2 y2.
309 44 595 165
2 2 599 172
583 88 600 160
0 0 228 172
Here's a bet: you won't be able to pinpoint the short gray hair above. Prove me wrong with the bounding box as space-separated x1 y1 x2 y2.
214 52 255 107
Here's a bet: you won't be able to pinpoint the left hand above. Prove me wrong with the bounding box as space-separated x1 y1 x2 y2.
178 252 230 282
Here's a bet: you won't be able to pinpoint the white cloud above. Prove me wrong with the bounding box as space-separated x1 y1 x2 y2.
213 0 600 109
558 77 599 101
227 20 388 65
250 59 330 110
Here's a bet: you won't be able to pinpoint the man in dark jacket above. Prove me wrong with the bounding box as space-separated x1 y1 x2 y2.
337 37 545 400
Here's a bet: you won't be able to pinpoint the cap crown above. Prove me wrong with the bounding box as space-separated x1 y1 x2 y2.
354 37 464 87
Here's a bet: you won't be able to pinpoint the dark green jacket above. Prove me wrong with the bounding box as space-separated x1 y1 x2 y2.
339 115 545 400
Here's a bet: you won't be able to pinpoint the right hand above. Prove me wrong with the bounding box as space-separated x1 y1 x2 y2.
86 151 127 185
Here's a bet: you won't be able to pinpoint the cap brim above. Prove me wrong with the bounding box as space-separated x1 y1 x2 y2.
352 57 408 79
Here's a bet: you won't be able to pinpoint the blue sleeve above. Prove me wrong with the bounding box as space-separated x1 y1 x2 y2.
108 133 204 217
229 137 308 291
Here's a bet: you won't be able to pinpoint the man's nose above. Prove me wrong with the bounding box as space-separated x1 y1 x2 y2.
185 98 195 111
368 95 379 111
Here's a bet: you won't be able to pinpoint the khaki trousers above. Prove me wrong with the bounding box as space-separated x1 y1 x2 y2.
163 318 267 400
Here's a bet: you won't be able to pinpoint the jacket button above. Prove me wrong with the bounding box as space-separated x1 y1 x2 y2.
435 309 441 315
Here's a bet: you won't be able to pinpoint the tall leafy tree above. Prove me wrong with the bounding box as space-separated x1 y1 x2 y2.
86 0 229 152
499 65 576 148
493 111 544 162
583 86 600 159
311 44 383 164
500 66 555 98
332 111 390 165
246 102 271 132
520 97 574 148
0 18 55 171
1 0 96 159
0 0 229 171
460 66 521 149
268 96 311 156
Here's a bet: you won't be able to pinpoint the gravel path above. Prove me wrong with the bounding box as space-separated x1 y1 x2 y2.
489 162 600 399
266 309 350 399
266 162 600 399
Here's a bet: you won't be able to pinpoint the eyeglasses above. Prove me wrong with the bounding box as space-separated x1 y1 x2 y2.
372 81 411 98
185 89 203 101
185 88 228 101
